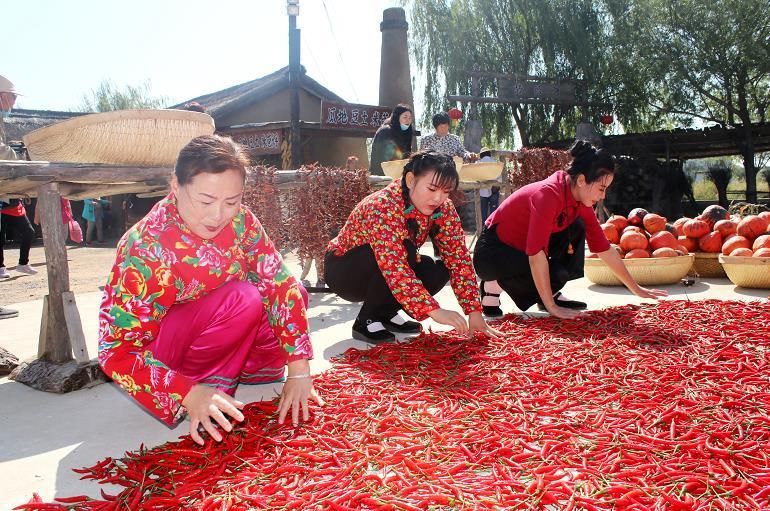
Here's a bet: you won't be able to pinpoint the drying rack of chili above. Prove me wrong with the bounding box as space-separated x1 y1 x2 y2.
15 299 770 510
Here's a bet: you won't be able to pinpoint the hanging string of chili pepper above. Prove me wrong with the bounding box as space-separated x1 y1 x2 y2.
14 299 770 511
507 148 572 191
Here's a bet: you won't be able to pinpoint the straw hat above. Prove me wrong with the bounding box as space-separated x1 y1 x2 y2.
0 75 21 95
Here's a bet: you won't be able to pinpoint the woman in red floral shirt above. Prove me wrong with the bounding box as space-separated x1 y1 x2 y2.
325 150 499 343
99 135 322 445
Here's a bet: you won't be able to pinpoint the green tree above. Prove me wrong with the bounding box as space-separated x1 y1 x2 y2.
80 80 167 112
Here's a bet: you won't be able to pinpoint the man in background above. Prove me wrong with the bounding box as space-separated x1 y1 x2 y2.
0 74 20 318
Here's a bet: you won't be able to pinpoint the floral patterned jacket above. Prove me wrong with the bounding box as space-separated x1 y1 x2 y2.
98 194 312 425
327 181 482 320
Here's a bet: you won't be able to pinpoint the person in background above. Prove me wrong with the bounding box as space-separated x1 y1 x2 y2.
345 156 359 171
82 197 108 245
478 147 501 224
419 112 478 162
99 135 322 444
0 75 21 318
368 104 414 176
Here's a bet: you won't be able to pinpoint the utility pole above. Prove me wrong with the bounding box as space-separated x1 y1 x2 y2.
287 0 301 169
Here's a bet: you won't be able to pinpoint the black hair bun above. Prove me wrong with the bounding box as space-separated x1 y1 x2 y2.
570 140 597 160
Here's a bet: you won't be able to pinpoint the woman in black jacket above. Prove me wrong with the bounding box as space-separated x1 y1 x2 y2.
369 104 414 176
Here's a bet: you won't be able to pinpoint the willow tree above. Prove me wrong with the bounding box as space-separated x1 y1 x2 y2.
619 0 770 203
407 0 650 146
80 80 167 112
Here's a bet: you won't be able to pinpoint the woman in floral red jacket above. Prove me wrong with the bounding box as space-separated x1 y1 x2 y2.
325 150 499 343
99 135 322 445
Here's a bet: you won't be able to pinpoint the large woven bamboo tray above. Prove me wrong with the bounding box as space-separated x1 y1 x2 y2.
719 255 770 288
585 255 694 286
23 109 215 166
381 156 465 180
693 252 727 278
459 162 503 182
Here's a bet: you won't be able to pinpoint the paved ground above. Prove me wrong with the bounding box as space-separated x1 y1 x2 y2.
0 241 767 509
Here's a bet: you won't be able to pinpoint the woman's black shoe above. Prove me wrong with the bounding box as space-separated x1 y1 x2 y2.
352 318 396 344
382 314 422 333
480 281 503 317
537 291 587 311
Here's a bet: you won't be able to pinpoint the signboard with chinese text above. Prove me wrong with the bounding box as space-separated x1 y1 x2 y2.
231 129 283 155
320 100 392 134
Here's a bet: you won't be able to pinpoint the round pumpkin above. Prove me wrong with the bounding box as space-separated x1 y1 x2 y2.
625 248 650 259
730 247 753 257
601 223 620 244
698 231 723 253
736 215 769 240
713 219 737 238
672 217 691 237
724 233 737 242
701 205 730 228
607 215 629 231
649 231 678 251
643 213 667 234
721 235 751 256
753 234 770 251
678 236 698 253
627 208 648 226
758 211 770 223
754 247 770 257
623 225 647 236
620 231 649 252
652 247 677 258
676 244 689 255
682 219 710 239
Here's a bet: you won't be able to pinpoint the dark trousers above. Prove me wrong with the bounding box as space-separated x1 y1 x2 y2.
480 192 500 225
324 241 450 321
473 220 586 311
0 213 36 267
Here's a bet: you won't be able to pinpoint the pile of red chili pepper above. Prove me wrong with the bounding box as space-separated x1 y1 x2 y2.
15 300 770 510
507 148 572 191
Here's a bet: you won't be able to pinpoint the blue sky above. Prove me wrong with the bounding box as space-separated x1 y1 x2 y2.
5 0 404 112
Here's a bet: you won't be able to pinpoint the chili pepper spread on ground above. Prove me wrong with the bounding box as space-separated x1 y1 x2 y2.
15 300 770 510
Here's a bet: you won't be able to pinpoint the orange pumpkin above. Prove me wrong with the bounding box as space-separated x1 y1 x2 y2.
729 248 753 257
683 219 710 239
721 235 751 256
643 213 667 234
753 248 770 258
627 208 648 227
676 244 689 255
649 231 678 251
736 215 769 240
753 234 770 251
701 205 730 228
652 247 677 258
620 231 649 252
713 219 737 238
673 217 690 237
678 236 699 253
758 211 770 223
625 248 650 259
607 215 629 231
698 231 723 253
601 223 620 244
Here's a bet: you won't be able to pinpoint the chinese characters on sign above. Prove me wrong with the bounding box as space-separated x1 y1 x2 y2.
320 100 392 133
232 129 283 155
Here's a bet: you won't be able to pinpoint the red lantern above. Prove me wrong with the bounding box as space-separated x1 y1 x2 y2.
600 114 614 125
448 107 463 120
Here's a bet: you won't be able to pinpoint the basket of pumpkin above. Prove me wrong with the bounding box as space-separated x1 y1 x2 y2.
670 206 770 280
717 212 770 288
585 209 694 286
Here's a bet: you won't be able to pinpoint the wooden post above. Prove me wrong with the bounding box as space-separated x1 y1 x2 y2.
36 182 83 362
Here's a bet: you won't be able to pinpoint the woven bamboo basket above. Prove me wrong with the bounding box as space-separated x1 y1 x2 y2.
693 252 727 278
381 158 409 179
719 255 770 288
459 162 504 182
23 109 215 166
585 255 694 286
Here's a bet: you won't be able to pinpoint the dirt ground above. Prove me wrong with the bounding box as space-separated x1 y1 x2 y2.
2 239 119 305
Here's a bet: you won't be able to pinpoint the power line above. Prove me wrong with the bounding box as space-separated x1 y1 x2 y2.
321 0 360 102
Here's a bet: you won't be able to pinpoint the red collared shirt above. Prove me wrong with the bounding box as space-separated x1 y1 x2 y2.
327 181 481 320
486 171 610 256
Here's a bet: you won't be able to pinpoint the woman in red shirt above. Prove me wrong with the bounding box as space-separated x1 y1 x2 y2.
474 141 667 319
325 150 498 343
99 135 322 445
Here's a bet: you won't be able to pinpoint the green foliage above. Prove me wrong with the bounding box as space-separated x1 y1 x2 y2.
80 80 167 112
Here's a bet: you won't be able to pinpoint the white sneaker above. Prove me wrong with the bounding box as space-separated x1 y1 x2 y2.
0 267 10 279
15 264 39 275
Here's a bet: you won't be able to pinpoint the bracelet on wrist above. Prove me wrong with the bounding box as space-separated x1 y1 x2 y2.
285 373 312 380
